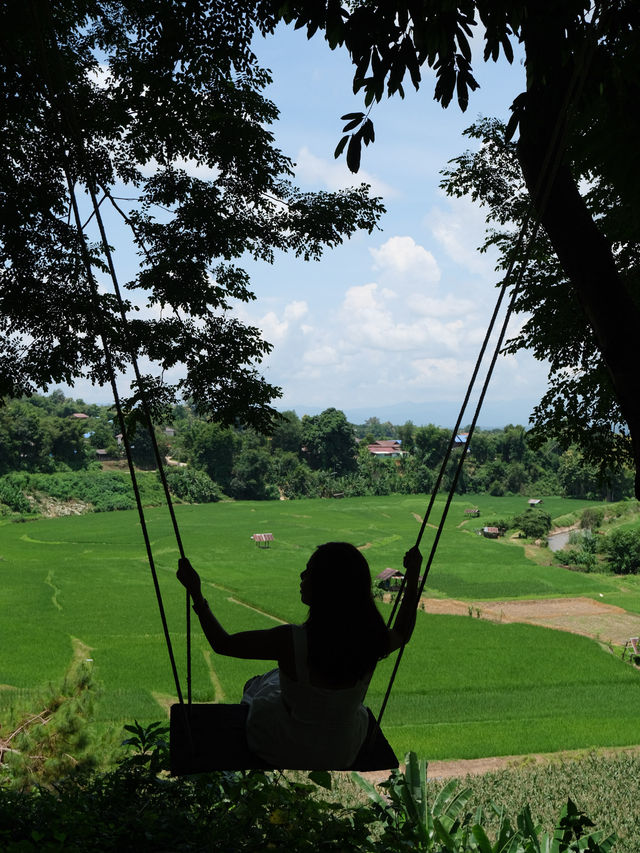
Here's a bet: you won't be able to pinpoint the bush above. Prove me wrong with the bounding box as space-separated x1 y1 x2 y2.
0 476 31 514
357 752 616 852
581 507 604 530
2 663 100 790
513 507 552 539
488 479 505 496
558 530 598 572
0 742 618 852
601 527 640 574
164 467 222 503
22 471 165 513
486 517 511 534
0 737 376 850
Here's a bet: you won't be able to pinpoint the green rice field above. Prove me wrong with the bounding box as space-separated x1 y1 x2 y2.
2 493 639 761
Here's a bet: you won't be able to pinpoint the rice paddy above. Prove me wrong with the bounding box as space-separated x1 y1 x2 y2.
1 494 639 761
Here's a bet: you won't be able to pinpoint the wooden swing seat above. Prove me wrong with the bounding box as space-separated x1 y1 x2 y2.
170 702 398 774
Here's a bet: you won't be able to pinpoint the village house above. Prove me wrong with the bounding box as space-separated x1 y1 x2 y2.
482 526 500 539
376 567 405 591
367 440 405 458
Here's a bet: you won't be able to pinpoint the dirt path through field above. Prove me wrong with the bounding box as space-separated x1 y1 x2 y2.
357 743 640 784
418 595 640 646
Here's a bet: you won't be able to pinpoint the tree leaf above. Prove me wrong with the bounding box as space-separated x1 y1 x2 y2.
308 770 332 789
341 116 363 132
501 33 514 64
362 118 375 145
334 134 349 159
504 111 520 143
346 133 362 173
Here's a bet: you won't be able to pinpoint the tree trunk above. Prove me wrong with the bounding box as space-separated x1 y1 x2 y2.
517 8 640 496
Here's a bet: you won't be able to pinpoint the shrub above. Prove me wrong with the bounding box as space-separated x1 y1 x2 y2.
486 517 511 534
601 527 640 574
3 663 100 790
559 530 598 572
581 507 604 530
0 742 618 852
21 471 165 513
513 507 552 539
164 467 222 503
356 752 616 851
0 731 376 851
0 476 31 514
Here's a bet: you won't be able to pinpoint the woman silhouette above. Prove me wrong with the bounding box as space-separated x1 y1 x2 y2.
177 542 421 767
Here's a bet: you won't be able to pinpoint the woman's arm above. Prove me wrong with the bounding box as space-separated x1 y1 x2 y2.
177 558 292 661
387 545 422 652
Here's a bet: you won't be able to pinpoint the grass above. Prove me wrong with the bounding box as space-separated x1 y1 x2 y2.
374 614 640 759
1 494 639 763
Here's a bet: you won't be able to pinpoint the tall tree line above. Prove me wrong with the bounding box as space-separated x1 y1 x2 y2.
1 393 633 502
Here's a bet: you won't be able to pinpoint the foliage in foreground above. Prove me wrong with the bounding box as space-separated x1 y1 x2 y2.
459 751 640 853
356 752 616 852
0 722 618 852
0 663 103 791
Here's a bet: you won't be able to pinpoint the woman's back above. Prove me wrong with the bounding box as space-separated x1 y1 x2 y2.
244 625 370 766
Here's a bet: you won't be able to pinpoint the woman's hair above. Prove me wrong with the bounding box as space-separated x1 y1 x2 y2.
305 542 390 682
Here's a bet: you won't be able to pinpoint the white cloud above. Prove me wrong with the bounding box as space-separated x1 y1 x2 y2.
407 292 476 318
284 301 308 322
408 356 476 389
339 281 472 354
303 345 339 367
294 146 397 198
257 300 308 343
369 236 441 285
426 194 498 279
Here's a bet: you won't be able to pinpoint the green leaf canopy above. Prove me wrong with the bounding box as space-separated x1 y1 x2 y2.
0 0 384 431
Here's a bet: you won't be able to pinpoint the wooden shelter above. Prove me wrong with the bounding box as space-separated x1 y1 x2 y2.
251 533 274 549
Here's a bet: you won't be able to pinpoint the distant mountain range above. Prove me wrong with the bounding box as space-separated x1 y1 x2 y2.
280 399 536 430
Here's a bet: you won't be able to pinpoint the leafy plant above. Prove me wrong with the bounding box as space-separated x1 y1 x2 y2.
2 662 100 790
513 508 553 539
581 507 604 531
354 753 616 852
600 527 640 574
120 720 170 775
355 752 475 849
558 530 598 572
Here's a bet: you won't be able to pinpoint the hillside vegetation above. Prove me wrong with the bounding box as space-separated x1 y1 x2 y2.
0 392 635 519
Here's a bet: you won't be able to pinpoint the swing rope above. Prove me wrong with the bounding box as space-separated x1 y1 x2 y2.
376 11 600 727
64 169 188 710
78 173 194 707
29 0 193 708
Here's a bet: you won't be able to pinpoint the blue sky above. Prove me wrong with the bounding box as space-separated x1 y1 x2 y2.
70 23 550 429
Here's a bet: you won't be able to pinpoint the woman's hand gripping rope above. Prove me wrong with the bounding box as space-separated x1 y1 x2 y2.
177 557 203 607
